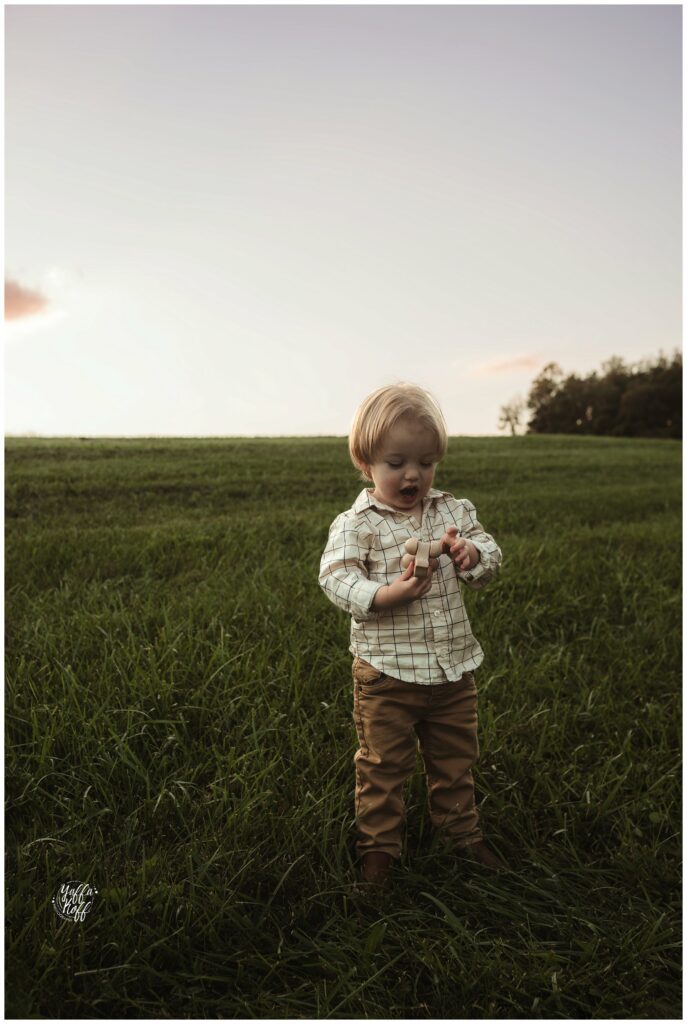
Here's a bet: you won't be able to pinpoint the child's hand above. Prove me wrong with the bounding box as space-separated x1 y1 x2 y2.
372 559 439 611
440 525 480 572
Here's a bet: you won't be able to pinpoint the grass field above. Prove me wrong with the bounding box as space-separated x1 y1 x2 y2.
5 434 682 1019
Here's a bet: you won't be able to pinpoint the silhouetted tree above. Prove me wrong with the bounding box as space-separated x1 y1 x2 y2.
498 395 526 435
525 350 681 439
526 363 565 434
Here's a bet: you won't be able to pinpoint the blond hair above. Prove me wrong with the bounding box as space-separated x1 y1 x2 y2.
348 382 448 481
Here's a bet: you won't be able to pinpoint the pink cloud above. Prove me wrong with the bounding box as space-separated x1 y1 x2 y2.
5 279 50 321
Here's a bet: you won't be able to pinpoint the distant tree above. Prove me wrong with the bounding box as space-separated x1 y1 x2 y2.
525 350 681 439
498 395 526 436
601 355 629 377
525 363 565 434
586 370 623 435
616 351 682 438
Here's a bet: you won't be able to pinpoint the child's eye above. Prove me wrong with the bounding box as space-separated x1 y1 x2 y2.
386 461 433 468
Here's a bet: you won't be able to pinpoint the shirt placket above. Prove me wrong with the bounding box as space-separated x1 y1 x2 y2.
423 503 451 678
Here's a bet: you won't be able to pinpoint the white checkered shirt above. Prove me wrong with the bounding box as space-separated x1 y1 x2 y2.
319 487 502 684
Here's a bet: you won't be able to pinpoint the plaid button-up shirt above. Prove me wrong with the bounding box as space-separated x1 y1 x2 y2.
319 487 502 684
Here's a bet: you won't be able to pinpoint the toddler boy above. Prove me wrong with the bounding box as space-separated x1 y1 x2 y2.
318 382 504 886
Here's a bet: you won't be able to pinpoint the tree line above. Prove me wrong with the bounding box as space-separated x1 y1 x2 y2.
499 350 681 439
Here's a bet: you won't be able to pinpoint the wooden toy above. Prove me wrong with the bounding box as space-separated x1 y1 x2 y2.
401 538 445 579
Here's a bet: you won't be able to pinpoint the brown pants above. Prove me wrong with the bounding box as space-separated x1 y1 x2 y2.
351 656 483 860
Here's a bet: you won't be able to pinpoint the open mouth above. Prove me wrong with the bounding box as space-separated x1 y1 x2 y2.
400 487 418 498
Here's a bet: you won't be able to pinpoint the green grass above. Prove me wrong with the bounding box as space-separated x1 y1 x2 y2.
5 434 681 1018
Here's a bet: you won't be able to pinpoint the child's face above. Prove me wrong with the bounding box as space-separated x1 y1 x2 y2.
364 415 438 512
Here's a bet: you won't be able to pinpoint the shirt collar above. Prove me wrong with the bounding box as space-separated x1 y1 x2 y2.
353 486 445 514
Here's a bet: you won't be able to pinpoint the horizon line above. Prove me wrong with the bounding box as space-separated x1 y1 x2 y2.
4 431 505 440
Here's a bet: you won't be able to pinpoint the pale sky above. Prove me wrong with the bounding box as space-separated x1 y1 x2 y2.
4 4 682 436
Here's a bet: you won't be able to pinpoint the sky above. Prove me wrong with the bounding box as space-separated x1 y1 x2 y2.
4 4 682 437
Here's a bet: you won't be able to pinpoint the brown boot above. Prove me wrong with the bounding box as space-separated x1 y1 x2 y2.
456 840 507 872
361 851 394 886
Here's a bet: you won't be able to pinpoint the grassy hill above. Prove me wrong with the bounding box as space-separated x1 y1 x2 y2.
5 435 681 1018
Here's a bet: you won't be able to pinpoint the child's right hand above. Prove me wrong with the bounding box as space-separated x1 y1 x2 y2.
372 559 438 611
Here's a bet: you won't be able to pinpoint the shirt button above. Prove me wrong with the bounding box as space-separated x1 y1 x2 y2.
434 610 440 617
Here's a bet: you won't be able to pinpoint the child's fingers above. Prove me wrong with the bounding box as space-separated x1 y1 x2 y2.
442 526 459 552
447 541 469 569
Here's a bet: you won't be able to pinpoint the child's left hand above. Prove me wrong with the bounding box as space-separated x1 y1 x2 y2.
440 526 480 572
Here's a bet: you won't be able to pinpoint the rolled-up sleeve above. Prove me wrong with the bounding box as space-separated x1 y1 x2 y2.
455 499 502 590
318 513 383 620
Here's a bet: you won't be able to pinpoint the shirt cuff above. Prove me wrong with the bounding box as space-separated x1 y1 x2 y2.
457 542 489 583
350 578 384 620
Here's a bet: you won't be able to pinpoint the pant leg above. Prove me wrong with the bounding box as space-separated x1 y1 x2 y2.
414 672 483 849
351 659 424 860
